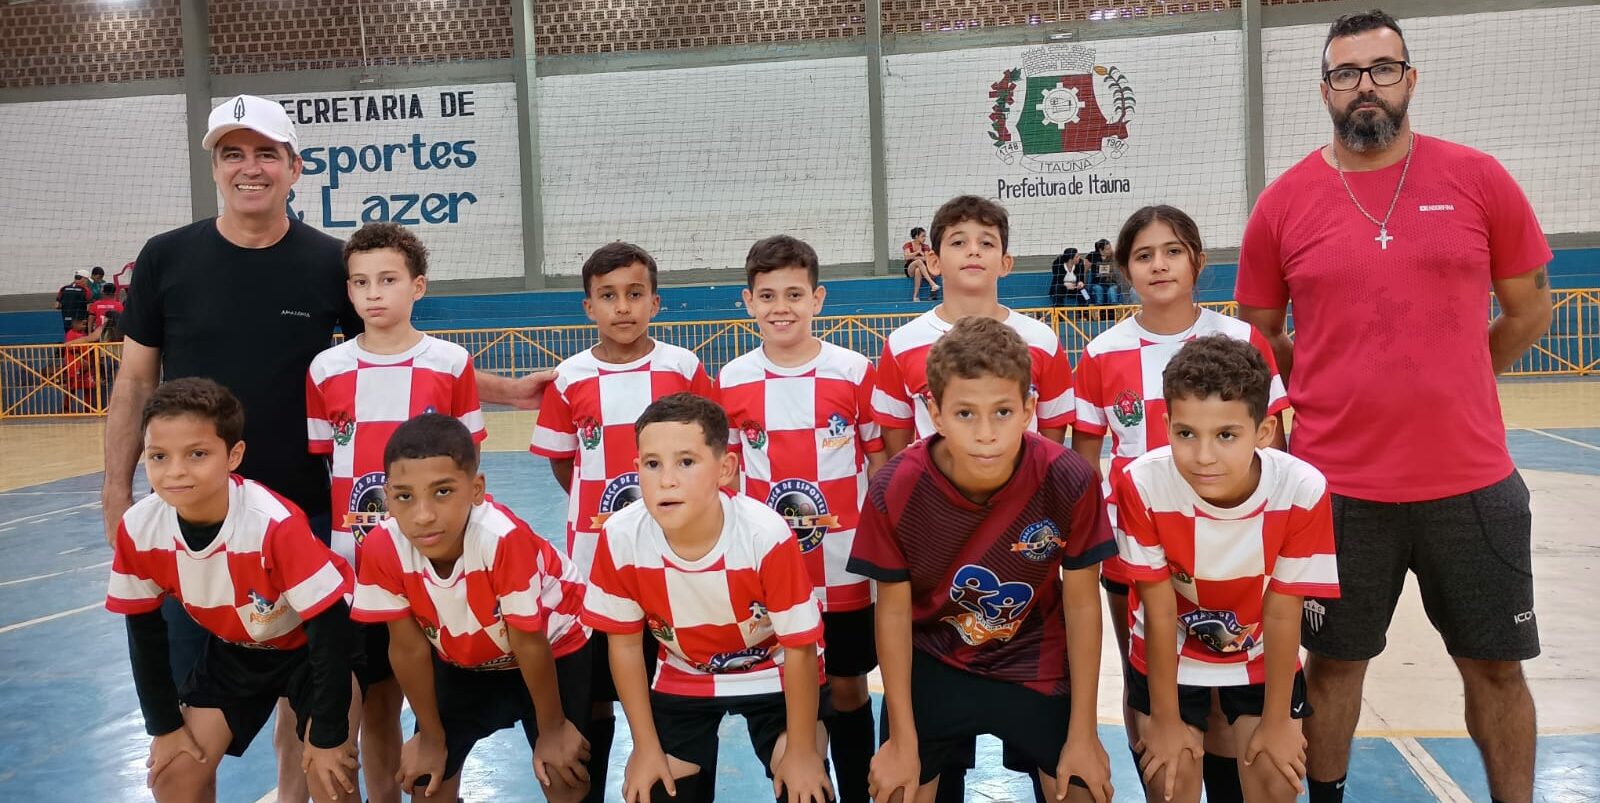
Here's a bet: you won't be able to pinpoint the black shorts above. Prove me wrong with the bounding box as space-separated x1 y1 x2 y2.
1125 668 1311 731
909 649 1072 785
431 641 593 782
589 630 660 704
652 685 833 776
179 635 324 757
1303 471 1539 662
356 622 394 686
822 607 877 678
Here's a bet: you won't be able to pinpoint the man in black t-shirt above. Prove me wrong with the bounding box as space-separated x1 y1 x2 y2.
104 94 552 802
55 270 94 331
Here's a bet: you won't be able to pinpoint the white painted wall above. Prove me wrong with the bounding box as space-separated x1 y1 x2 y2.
0 94 191 295
537 57 875 276
234 83 526 282
1262 5 1599 235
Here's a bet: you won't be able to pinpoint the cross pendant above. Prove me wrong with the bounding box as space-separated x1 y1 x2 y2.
1375 227 1393 250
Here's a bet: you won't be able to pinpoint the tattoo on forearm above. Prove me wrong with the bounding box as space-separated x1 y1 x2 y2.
1535 269 1547 289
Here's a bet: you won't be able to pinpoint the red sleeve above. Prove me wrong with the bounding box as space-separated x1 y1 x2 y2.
1034 344 1076 429
1071 349 1109 435
1480 157 1554 280
856 362 884 454
1110 470 1171 582
1235 201 1289 310
305 372 333 455
530 378 577 458
757 531 825 647
845 470 908 582
105 521 167 615
872 342 915 430
1056 455 1113 570
579 530 646 634
453 359 487 443
492 526 550 633
351 531 411 623
1269 490 1340 598
266 514 352 620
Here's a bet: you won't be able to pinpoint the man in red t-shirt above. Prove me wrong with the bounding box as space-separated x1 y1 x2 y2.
1234 11 1552 803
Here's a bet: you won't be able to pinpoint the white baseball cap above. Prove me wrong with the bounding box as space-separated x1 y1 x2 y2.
202 94 299 152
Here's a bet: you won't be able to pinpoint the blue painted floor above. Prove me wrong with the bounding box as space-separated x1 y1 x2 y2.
2 432 1597 801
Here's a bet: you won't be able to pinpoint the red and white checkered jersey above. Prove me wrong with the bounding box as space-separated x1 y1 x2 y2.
581 494 825 697
1113 447 1338 686
873 307 1074 438
106 475 353 650
351 498 589 669
1073 309 1289 584
529 341 718 579
719 343 884 613
306 335 486 564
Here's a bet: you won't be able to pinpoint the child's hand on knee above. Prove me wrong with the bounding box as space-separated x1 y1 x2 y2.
773 742 834 803
301 739 359 799
534 718 592 790
146 726 206 788
397 729 446 797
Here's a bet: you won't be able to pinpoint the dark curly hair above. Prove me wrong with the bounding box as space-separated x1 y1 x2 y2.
635 392 730 453
1323 9 1408 72
383 413 480 475
1162 334 1271 423
745 235 820 288
141 377 246 448
582 241 658 295
929 195 1009 255
344 222 429 277
925 315 1032 406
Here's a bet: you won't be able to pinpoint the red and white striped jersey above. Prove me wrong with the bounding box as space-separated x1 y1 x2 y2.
106 475 352 650
1073 310 1289 584
351 498 589 669
581 494 825 698
306 335 486 565
529 341 718 579
719 343 883 613
1113 447 1338 686
873 307 1074 438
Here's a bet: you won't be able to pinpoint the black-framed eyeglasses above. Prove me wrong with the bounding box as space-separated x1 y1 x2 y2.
1323 61 1409 91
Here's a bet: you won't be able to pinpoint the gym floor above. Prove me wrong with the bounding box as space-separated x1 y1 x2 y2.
1 378 1595 802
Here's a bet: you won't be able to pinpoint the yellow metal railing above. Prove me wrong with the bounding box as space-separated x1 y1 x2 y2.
3 292 1595 420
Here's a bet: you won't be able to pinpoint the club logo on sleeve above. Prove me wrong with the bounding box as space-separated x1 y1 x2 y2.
418 620 441 643
245 590 288 625
821 412 852 449
942 564 1035 646
591 472 641 528
1011 519 1067 562
767 480 839 553
576 416 602 451
696 646 774 674
740 419 767 450
344 472 388 545
1112 389 1144 427
331 412 356 447
1179 608 1260 655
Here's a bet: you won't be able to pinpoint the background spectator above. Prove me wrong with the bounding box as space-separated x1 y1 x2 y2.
1049 247 1089 307
902 225 941 301
54 270 93 331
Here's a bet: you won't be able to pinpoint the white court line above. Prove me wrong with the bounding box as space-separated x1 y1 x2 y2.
1389 736 1473 803
0 602 99 636
0 501 101 529
0 560 111 588
1519 427 1600 452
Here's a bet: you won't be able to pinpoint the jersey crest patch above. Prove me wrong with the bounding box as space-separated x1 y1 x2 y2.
767 479 839 553
331 413 355 447
344 471 388 545
821 412 852 449
576 416 602 451
942 564 1035 646
697 646 773 674
1010 519 1067 562
246 590 288 625
1180 608 1260 655
740 419 767 450
1112 389 1144 427
647 615 676 643
591 472 641 528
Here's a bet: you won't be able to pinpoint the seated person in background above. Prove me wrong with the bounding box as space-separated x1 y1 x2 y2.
1050 248 1089 307
902 227 941 302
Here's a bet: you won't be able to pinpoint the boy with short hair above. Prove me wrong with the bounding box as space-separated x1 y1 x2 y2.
1112 335 1337 803
582 392 833 803
850 317 1115 803
530 241 718 797
307 221 486 803
352 414 592 803
107 377 359 803
720 234 885 803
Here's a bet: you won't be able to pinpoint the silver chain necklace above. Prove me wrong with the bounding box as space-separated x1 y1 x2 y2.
1332 132 1414 251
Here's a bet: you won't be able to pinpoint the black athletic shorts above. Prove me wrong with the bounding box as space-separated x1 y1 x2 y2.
909 649 1078 785
589 629 660 703
179 635 324 757
355 621 394 686
822 607 877 678
1302 471 1539 662
1125 667 1311 731
652 684 833 776
429 641 593 782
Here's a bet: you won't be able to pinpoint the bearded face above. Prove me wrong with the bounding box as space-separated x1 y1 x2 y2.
1330 88 1410 153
